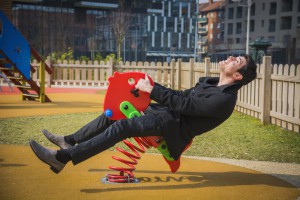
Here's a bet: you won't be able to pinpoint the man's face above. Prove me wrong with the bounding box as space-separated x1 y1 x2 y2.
219 56 247 76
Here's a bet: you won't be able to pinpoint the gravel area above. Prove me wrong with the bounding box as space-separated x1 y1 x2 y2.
185 156 300 189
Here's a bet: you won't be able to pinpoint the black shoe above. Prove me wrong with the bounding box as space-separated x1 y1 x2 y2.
42 129 72 149
29 140 65 174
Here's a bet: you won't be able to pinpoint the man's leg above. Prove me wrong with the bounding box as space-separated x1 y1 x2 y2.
43 113 115 148
64 113 115 144
68 113 162 165
30 113 162 173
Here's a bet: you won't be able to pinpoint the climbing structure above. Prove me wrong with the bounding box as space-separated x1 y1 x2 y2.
0 11 52 102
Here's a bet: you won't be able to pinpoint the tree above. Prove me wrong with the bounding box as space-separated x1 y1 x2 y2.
110 0 132 61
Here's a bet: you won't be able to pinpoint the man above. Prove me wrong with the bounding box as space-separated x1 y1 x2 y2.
29 55 257 174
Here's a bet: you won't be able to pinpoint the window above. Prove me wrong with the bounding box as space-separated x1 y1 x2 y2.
250 3 255 16
281 0 293 12
228 23 233 35
210 12 214 18
261 20 264 28
210 23 213 29
268 36 275 42
236 22 242 34
269 19 276 32
283 35 291 43
237 7 242 18
236 38 240 44
228 7 234 19
181 2 188 17
227 38 233 45
262 3 265 10
270 2 277 15
250 20 255 32
74 8 86 24
280 16 292 30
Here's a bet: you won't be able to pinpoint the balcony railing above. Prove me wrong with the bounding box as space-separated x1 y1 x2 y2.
197 17 207 24
198 27 207 34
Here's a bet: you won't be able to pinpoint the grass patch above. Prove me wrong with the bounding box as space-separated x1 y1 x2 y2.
0 111 299 163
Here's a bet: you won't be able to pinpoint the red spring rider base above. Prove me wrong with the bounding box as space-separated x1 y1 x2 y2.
102 72 191 183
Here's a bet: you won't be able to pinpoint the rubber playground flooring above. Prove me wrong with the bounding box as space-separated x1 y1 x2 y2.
0 87 300 200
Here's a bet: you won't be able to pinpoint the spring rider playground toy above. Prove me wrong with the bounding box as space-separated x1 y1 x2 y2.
101 72 192 183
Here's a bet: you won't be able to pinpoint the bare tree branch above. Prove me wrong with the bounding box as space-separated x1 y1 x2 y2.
109 0 132 60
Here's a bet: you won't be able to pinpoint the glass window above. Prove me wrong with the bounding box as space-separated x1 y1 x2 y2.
228 7 234 19
181 2 188 17
280 16 292 30
282 35 291 43
250 20 255 32
236 7 243 18
268 19 276 32
262 3 265 10
268 36 275 42
250 3 255 16
236 22 242 34
228 23 233 35
261 20 264 28
270 2 277 15
281 0 293 12
236 38 240 44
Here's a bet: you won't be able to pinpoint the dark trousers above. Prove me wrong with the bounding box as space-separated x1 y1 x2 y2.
66 113 163 165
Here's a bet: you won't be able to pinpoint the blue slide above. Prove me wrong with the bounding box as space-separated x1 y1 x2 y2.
0 10 31 80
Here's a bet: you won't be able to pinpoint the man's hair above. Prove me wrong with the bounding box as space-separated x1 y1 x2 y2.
237 54 257 85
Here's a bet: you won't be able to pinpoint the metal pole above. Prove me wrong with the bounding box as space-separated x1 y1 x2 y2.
246 0 252 54
123 33 126 62
135 24 137 62
194 0 199 61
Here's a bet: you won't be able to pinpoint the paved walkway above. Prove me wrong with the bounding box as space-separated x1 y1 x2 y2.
0 86 299 200
188 156 300 189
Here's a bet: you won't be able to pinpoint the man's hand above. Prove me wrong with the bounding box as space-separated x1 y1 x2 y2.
135 74 153 94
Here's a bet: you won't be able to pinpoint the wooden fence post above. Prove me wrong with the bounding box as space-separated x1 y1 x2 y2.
170 59 175 89
177 59 182 90
107 58 113 78
204 57 211 77
45 56 52 88
189 58 194 87
261 56 272 124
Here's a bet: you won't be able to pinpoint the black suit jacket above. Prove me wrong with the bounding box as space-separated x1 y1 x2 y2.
146 77 242 160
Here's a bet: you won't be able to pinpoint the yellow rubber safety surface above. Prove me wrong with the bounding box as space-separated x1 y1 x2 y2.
0 92 104 118
0 90 300 200
1 145 299 200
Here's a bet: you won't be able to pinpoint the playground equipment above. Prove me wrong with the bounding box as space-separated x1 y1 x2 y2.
102 72 191 183
0 11 52 102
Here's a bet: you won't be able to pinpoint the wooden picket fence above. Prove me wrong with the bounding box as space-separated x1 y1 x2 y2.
2 56 299 132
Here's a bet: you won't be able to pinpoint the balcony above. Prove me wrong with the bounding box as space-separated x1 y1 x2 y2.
198 37 207 46
198 27 207 34
198 17 207 24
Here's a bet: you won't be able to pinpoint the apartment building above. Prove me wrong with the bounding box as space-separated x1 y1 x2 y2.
198 0 225 61
198 0 299 64
223 0 299 64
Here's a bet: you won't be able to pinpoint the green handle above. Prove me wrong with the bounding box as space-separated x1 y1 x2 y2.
120 101 174 161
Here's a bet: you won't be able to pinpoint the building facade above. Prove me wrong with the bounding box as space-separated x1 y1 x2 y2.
222 0 299 64
198 0 225 61
2 0 197 62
